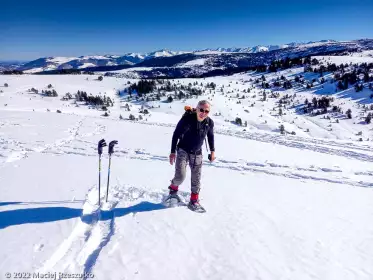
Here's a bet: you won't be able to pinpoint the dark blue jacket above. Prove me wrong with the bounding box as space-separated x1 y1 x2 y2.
171 112 215 154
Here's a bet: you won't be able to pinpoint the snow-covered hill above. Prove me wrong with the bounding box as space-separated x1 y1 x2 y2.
1 60 373 279
179 40 337 54
0 61 25 72
18 51 189 73
89 38 373 79
19 54 145 73
196 42 298 53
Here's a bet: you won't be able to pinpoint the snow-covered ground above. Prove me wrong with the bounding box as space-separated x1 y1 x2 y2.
313 55 373 65
1 60 373 280
179 58 207 66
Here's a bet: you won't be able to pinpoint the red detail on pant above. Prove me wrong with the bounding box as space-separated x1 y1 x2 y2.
170 184 178 191
191 193 199 201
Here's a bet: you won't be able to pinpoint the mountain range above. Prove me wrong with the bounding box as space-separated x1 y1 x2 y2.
2 39 373 76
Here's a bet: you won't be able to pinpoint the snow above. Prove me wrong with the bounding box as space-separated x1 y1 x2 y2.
297 41 335 49
110 67 153 73
78 63 97 69
313 55 373 65
47 57 79 64
1 67 373 280
151 51 175 57
179 58 207 66
23 67 48 74
79 56 111 60
104 67 155 78
124 53 145 58
194 50 228 55
146 50 190 58
254 46 269 52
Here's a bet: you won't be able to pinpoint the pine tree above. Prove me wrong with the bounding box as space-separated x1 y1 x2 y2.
235 117 242 126
346 109 352 119
312 97 317 108
366 113 372 124
364 72 370 83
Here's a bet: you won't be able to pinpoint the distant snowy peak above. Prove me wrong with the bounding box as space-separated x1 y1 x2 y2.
0 61 25 71
19 54 147 73
197 44 291 53
145 49 190 59
17 51 190 73
198 40 338 54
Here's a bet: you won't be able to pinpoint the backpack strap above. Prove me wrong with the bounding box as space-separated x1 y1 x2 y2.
178 111 193 143
203 117 210 132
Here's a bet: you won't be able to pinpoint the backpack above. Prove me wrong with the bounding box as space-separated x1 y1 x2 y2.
182 105 196 118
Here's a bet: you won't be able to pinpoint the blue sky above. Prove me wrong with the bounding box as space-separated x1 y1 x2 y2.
1 0 373 61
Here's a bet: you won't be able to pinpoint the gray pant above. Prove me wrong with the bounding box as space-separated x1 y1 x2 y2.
171 148 203 194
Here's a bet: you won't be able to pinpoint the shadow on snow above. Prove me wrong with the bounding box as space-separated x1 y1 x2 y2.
0 201 166 230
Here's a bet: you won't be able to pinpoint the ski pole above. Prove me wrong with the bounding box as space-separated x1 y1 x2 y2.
106 140 118 202
204 137 211 161
98 139 107 206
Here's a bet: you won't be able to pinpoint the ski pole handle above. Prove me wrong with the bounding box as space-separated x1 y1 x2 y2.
98 139 107 155
108 140 118 155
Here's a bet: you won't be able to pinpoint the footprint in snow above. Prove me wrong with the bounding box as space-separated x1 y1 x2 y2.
34 244 44 252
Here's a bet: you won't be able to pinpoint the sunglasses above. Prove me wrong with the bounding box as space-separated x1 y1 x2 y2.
199 108 210 114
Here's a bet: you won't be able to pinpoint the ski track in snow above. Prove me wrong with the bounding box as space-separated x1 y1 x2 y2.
2 114 373 188
8 109 371 162
129 119 373 163
0 118 106 166
38 184 178 279
2 113 373 165
18 138 373 189
140 151 373 188
6 130 372 189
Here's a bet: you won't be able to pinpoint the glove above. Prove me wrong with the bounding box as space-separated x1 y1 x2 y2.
169 153 176 165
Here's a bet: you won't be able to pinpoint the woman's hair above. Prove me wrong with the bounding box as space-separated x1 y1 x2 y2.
197 100 211 107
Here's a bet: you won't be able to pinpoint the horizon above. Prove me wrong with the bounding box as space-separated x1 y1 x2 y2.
2 37 373 63
2 0 373 61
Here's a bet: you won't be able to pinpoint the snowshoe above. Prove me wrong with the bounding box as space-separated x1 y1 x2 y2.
187 200 206 213
163 193 185 207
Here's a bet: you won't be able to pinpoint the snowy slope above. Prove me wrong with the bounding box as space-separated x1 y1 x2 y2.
313 55 373 65
1 71 373 280
20 54 146 73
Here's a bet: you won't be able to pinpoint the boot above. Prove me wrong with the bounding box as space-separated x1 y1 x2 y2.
188 192 205 212
163 185 182 206
168 184 179 196
190 192 199 204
